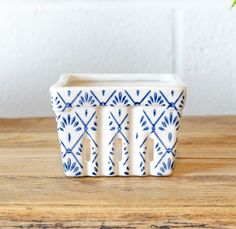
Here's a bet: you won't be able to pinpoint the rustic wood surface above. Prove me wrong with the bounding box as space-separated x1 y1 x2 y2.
0 116 235 229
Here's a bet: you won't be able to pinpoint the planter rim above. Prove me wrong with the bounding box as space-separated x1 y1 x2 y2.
50 73 186 90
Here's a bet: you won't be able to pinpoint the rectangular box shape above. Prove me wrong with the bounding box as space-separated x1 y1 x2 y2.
50 74 186 177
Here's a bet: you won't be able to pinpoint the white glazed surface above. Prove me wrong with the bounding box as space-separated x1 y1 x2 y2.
51 74 186 176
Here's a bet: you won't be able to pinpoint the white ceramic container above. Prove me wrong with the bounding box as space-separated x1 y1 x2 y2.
50 74 186 177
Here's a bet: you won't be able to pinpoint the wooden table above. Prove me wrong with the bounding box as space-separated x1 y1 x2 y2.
0 117 235 228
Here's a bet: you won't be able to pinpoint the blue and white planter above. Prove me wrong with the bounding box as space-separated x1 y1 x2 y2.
50 74 186 177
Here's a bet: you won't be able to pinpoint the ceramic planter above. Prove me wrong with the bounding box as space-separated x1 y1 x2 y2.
50 74 186 177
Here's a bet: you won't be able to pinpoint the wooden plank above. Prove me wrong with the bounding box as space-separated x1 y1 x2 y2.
0 172 236 227
0 157 235 177
0 206 236 228
0 133 58 149
0 118 56 133
178 116 236 158
0 171 236 206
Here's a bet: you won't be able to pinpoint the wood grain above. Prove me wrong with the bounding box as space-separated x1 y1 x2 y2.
0 116 235 228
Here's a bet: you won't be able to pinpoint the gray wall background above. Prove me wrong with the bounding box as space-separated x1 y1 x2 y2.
0 0 235 117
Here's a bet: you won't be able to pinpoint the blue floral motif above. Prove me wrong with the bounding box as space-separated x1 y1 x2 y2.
58 114 81 132
158 112 180 142
178 95 185 109
108 143 115 176
157 158 174 176
159 112 180 131
58 114 82 143
155 142 164 155
64 158 81 176
145 92 165 106
77 92 96 107
75 143 83 156
109 119 116 131
140 115 149 131
92 161 99 176
51 95 64 110
111 92 130 106
139 149 146 176
91 120 97 131
123 143 129 176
